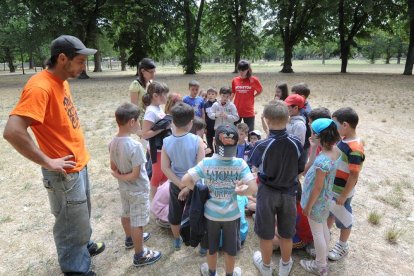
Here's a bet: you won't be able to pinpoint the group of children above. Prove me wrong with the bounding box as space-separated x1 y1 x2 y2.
109 78 365 276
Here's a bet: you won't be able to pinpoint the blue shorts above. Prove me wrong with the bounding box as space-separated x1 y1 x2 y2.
329 196 353 229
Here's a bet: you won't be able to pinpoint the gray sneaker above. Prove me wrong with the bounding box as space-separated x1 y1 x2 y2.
253 251 273 276
278 258 293 276
233 266 242 276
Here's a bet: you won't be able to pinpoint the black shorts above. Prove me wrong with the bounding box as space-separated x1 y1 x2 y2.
168 182 190 225
205 218 240 256
254 184 296 240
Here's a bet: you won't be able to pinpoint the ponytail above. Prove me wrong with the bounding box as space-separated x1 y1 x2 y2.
142 81 169 107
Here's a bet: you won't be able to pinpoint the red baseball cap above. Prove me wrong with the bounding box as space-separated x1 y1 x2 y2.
285 94 305 109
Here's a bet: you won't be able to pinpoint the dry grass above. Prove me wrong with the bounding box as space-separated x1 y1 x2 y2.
1 63 414 275
385 226 404 245
367 211 382 226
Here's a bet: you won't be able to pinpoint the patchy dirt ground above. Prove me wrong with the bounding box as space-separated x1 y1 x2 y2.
0 66 413 276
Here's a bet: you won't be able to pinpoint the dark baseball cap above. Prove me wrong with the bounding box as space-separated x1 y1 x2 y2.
51 35 97 56
215 124 239 157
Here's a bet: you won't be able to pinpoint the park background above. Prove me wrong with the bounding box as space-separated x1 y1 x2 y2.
1 1 414 275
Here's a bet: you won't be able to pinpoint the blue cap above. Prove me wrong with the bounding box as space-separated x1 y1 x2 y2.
311 118 335 134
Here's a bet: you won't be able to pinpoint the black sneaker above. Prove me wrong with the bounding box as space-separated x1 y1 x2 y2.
88 241 105 257
125 233 151 249
133 248 162 267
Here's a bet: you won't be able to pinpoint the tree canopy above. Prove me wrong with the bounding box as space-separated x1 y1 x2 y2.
0 0 412 75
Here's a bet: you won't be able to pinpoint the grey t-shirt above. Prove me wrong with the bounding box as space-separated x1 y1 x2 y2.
109 136 149 193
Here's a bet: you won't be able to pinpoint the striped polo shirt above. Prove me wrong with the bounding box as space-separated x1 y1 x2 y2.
332 138 365 196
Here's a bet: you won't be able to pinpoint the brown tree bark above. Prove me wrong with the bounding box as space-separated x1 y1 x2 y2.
403 0 414 75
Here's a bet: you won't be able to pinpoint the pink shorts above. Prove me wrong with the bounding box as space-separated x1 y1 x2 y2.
150 151 167 187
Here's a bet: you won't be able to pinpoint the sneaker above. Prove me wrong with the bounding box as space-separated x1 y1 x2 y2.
278 258 293 276
133 248 162 267
173 237 182 251
253 251 273 276
233 266 242 276
125 233 151 249
328 242 349 261
300 259 319 275
199 246 208 257
87 241 105 257
200 262 211 276
155 218 170 228
125 237 134 249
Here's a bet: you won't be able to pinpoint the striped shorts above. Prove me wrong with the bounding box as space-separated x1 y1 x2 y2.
119 189 150 227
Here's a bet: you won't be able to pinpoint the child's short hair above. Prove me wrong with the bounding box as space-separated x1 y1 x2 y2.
263 100 289 123
332 107 359 129
171 102 194 128
291 83 310 99
190 116 206 134
236 122 249 134
189 80 200 88
219 86 232 95
308 107 331 122
206 87 218 94
115 103 140 126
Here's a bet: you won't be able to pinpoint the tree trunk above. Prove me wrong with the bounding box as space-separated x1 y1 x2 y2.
29 52 34 69
233 0 242 73
120 48 127 71
281 44 294 73
20 49 25 75
403 0 414 75
340 44 350 73
5 47 15 73
93 51 102 72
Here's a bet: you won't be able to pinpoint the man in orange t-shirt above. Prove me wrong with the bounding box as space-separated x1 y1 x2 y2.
3 35 104 276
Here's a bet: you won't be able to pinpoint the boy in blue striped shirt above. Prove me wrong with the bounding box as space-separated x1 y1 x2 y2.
182 124 257 276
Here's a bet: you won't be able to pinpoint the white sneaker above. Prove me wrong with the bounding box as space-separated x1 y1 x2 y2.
233 266 242 276
328 242 349 261
200 262 213 276
278 258 293 276
305 243 316 258
253 251 273 276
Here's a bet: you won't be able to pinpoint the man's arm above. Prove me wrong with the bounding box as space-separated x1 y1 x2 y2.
3 115 76 173
182 173 195 190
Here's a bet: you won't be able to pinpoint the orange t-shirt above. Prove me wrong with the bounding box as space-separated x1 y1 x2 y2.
11 70 90 173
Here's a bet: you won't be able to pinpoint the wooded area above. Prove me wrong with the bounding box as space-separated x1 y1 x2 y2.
1 0 413 75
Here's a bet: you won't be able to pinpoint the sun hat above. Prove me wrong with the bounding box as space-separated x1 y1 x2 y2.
215 124 239 157
311 118 336 134
284 94 305 109
51 35 97 56
249 129 262 138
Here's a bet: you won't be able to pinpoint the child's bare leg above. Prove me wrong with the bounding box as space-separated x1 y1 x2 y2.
207 252 218 272
170 224 180 239
131 226 144 254
121 217 131 237
224 253 235 275
259 239 273 265
339 228 351 243
279 237 293 263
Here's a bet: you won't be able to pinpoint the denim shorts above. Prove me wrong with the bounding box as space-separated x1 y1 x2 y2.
329 196 353 229
119 189 150 227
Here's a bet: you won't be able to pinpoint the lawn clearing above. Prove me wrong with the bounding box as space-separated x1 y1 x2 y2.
1 64 413 276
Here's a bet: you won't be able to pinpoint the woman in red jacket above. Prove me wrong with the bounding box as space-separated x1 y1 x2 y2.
231 60 263 131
